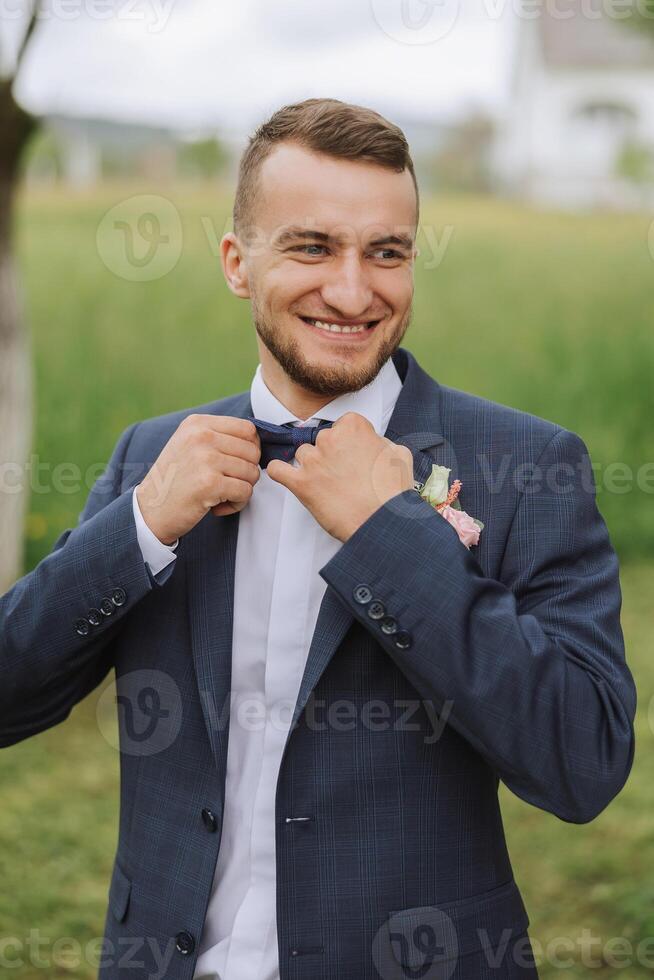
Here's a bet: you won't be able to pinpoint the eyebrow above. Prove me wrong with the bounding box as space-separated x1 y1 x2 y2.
274 228 329 247
273 226 414 251
370 233 415 251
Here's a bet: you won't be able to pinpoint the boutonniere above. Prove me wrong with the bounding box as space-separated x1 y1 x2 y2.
414 465 484 549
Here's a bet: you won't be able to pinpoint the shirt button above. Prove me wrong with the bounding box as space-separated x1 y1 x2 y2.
87 608 103 627
175 931 195 955
394 630 413 650
380 615 398 635
367 600 386 620
353 584 373 605
74 619 90 636
111 587 127 608
99 598 115 617
201 808 218 832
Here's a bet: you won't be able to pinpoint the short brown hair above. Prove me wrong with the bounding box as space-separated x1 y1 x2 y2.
233 97 419 235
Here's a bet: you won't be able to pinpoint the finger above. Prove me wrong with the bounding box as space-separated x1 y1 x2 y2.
333 411 364 428
210 430 261 465
266 459 299 490
216 450 260 486
194 415 259 443
211 499 247 517
211 475 254 506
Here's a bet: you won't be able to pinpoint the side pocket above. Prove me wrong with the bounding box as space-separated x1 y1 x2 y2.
107 858 132 923
388 878 529 971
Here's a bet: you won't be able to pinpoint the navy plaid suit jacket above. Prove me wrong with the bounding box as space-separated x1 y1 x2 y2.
0 347 636 979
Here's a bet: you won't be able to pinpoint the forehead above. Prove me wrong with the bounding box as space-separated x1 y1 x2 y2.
254 142 417 238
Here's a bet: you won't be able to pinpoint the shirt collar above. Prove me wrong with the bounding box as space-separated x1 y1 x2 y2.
249 356 402 436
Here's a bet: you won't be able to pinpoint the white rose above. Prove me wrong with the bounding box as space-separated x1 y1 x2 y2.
420 465 451 507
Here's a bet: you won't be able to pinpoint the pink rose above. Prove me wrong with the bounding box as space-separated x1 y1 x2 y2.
439 505 482 549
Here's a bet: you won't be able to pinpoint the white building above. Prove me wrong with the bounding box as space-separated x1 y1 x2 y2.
494 4 654 209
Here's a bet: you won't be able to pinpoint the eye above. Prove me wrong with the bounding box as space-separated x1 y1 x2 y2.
371 248 405 261
290 244 328 256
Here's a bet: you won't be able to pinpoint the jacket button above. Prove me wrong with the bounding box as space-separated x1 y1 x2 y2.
111 587 127 607
175 931 195 955
353 584 373 604
380 615 398 635
87 608 103 627
100 598 115 617
74 619 90 636
201 808 218 832
394 630 412 650
367 600 385 620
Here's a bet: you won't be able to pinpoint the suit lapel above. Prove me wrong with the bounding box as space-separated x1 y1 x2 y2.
284 348 451 740
184 348 451 771
183 391 251 775
183 500 238 777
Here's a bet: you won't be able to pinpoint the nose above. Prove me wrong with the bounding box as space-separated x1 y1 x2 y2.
319 252 375 320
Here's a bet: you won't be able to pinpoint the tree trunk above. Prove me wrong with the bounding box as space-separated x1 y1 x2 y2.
0 18 41 589
0 176 33 592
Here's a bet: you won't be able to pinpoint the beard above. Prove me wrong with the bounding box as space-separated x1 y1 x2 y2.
251 301 413 398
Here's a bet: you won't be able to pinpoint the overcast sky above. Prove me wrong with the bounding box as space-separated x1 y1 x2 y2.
7 0 519 133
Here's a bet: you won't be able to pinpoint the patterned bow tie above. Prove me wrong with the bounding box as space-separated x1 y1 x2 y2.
248 417 334 469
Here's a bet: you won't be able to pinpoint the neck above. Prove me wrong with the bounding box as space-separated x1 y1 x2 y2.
258 354 339 423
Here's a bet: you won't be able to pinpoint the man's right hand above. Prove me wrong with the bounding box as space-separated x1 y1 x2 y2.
135 415 261 545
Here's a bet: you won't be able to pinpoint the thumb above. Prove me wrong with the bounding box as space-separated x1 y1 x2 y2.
266 458 298 490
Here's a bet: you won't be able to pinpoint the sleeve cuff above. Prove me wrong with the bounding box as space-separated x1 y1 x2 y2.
319 489 466 649
132 485 178 579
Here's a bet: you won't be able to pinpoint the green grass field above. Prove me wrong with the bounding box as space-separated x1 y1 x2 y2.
1 184 652 977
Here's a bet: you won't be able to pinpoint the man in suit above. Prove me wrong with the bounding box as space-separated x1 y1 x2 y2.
0 98 636 980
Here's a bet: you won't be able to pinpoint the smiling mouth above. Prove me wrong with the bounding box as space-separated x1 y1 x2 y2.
299 316 381 335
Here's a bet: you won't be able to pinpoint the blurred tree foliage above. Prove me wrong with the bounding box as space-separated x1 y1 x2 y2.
177 137 229 179
424 114 495 194
0 3 40 591
616 139 654 183
20 128 64 181
613 0 654 32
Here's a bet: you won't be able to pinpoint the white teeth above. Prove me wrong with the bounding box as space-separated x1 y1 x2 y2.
306 318 368 334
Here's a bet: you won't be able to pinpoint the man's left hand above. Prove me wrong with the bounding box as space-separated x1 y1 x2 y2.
266 412 415 542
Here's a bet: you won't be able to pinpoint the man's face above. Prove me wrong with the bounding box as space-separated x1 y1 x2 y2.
224 142 418 398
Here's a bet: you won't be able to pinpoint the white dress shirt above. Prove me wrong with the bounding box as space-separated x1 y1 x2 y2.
132 356 403 980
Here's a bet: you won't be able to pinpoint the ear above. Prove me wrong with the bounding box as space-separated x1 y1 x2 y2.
220 232 251 298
